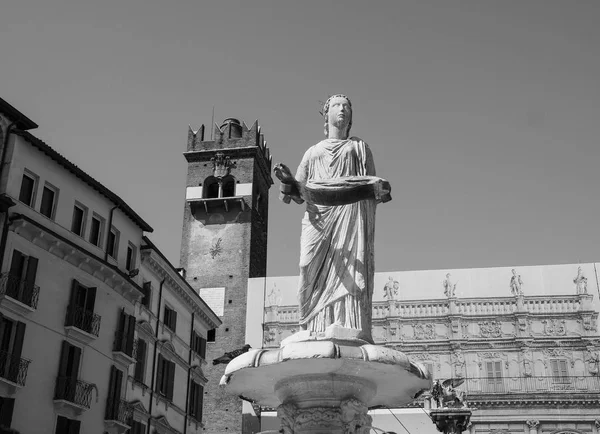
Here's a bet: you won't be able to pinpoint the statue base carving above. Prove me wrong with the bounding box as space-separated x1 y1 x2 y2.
429 408 472 434
281 324 372 347
221 339 432 433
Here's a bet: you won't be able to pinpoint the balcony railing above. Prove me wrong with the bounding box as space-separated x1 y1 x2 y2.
54 376 95 409
65 305 101 337
113 331 135 357
0 350 30 386
460 376 600 396
0 273 40 310
105 398 133 424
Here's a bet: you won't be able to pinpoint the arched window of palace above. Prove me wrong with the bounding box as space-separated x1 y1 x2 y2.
202 175 236 199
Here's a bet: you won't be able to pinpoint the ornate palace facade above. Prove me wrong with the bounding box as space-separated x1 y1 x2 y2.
259 264 600 434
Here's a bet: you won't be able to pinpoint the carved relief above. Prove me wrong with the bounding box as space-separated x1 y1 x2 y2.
585 349 599 375
414 323 435 340
579 314 598 332
521 349 534 377
211 152 236 178
543 319 566 336
263 327 277 345
479 321 502 338
277 400 371 434
543 348 575 368
476 352 509 370
452 350 466 377
516 317 532 336
526 420 540 431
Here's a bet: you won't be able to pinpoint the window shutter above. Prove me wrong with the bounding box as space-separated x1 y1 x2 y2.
85 287 97 312
68 419 81 434
551 360 559 378
198 384 204 420
167 362 175 400
200 336 207 359
155 355 164 393
494 361 502 378
12 321 26 359
69 280 80 308
71 346 82 379
0 397 15 428
559 360 568 378
24 256 38 289
9 251 25 278
58 341 70 377
126 314 136 355
134 340 146 382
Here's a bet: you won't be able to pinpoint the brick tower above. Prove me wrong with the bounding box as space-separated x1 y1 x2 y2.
180 118 272 433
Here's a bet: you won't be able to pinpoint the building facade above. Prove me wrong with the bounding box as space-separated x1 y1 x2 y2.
179 118 272 434
0 97 220 434
259 265 600 434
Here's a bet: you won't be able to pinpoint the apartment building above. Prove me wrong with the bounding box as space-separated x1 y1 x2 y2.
0 97 220 434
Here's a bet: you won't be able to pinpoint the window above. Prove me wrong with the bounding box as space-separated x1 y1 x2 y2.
55 415 80 434
551 359 569 384
155 354 175 400
130 421 146 434
0 317 26 383
188 380 204 421
126 243 136 271
485 360 504 392
39 183 58 219
55 341 82 403
134 339 147 383
114 310 136 356
0 397 15 429
8 250 39 307
140 282 151 308
89 214 104 247
71 203 87 237
105 365 124 421
191 331 207 359
18 172 37 206
65 280 98 335
207 328 216 342
203 175 235 199
106 227 119 259
163 305 177 332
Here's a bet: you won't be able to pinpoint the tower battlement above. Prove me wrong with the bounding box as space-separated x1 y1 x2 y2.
187 118 272 171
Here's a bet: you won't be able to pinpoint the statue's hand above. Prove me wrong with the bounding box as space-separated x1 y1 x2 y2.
274 163 296 184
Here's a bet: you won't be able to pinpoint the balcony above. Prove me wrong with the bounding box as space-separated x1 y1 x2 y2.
0 350 30 396
104 398 133 434
112 332 136 366
0 273 40 315
54 376 96 414
439 376 600 405
64 305 101 345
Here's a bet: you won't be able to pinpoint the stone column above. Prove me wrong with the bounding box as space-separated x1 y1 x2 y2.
278 399 372 434
526 420 540 434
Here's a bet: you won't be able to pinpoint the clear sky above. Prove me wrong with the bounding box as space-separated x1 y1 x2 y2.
2 0 600 277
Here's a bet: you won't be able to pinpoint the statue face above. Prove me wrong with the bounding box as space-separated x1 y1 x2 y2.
327 96 352 131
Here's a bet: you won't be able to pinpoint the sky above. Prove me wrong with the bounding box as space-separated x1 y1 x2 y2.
1 0 600 277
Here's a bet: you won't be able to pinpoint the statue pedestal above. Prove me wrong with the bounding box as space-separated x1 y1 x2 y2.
220 338 431 434
429 408 472 434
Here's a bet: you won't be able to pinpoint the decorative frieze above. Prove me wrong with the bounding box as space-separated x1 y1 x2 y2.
414 323 435 340
479 321 502 338
543 319 566 336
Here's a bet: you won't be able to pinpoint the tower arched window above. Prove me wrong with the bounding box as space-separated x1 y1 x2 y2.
221 175 235 198
202 175 236 199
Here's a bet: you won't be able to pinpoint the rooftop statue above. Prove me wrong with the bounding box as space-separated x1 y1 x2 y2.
274 95 391 342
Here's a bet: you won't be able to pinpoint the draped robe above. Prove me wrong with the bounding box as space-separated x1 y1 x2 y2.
295 137 377 340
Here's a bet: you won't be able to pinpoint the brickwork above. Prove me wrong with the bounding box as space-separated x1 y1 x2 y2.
180 119 272 434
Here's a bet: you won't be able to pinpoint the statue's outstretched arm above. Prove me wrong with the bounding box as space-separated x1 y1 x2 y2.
274 163 305 204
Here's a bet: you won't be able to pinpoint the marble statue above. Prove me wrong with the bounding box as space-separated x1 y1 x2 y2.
274 94 391 341
443 273 456 298
383 276 399 300
431 379 468 409
574 266 588 295
510 268 523 296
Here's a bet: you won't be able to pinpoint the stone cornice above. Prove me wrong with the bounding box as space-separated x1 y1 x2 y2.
141 249 221 329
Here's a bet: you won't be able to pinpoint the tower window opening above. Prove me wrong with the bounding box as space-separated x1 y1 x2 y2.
202 175 236 199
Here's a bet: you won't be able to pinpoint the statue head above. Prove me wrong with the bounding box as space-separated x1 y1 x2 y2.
323 94 353 137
